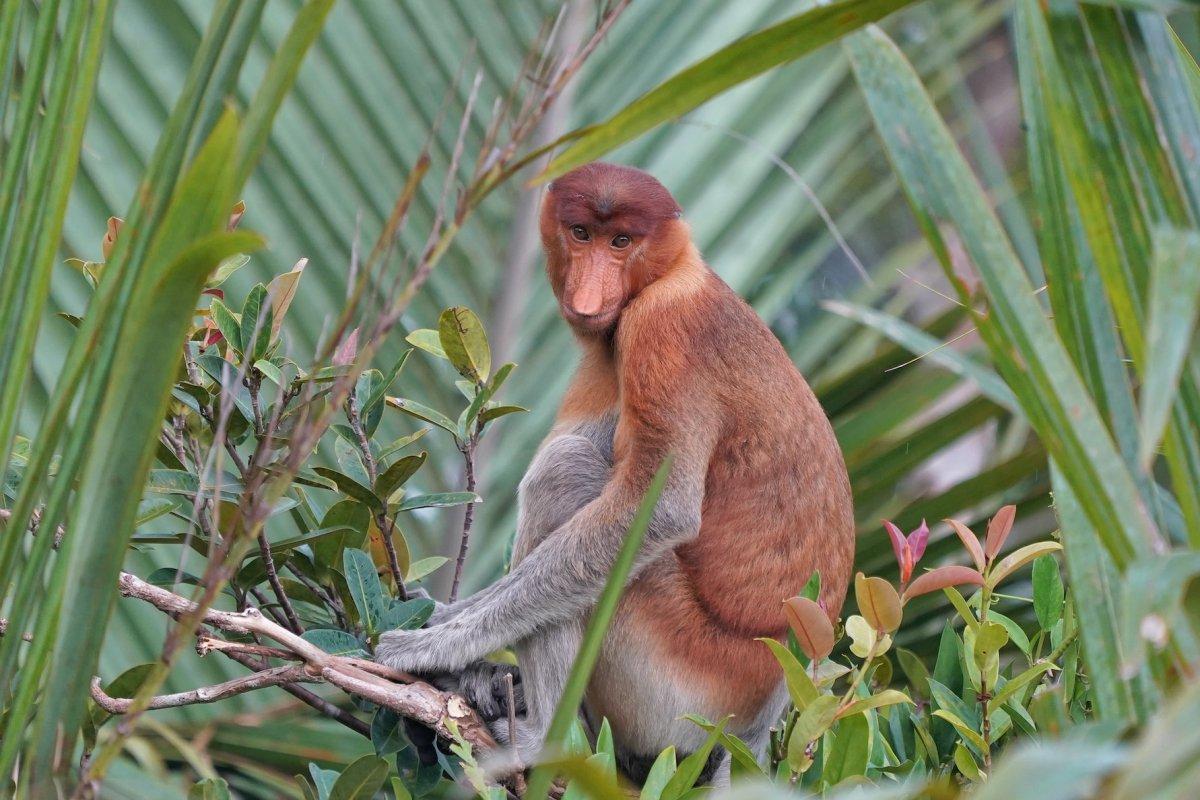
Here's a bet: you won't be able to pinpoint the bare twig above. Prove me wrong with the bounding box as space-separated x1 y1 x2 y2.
505 670 518 753
449 433 479 603
256 530 303 633
90 667 310 712
218 648 370 738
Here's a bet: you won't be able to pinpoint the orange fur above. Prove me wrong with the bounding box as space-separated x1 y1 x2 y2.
542 163 854 730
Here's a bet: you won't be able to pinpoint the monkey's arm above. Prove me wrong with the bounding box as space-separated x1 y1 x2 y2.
374 434 709 673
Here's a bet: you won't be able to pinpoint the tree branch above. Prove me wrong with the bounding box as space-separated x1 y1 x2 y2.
90 666 310 712
116 571 497 754
216 648 371 738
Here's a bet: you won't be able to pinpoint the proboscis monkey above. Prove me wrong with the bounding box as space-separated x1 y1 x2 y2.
378 162 854 785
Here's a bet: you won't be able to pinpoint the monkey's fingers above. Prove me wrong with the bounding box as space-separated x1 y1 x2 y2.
429 662 524 722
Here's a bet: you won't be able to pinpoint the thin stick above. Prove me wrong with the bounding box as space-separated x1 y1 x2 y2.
505 670 518 751
449 434 478 603
90 667 310 712
257 529 302 632
218 648 370 738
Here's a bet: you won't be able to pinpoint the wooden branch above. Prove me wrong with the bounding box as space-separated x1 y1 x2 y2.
90 666 311 712
217 648 371 738
117 571 497 754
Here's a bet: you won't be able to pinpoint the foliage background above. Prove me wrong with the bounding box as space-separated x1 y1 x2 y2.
13 0 1197 796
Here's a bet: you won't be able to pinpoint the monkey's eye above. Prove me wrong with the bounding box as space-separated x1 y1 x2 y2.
611 234 632 249
570 225 590 242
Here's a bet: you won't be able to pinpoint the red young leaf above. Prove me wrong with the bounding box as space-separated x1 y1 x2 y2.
882 520 907 565
902 565 984 602
907 519 929 563
985 505 1017 560
783 596 835 662
333 327 359 367
946 518 986 572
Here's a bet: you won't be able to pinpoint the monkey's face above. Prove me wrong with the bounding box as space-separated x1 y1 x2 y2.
541 163 683 336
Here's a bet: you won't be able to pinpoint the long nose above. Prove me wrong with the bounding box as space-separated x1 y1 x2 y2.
569 250 608 317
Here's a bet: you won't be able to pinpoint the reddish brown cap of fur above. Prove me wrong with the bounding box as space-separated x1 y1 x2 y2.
546 162 681 234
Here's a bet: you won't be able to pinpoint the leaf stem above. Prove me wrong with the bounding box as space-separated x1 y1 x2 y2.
448 432 479 603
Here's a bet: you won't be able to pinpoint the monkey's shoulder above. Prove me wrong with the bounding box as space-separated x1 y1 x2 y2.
619 272 794 383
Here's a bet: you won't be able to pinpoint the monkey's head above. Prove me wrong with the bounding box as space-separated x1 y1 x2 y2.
540 162 688 335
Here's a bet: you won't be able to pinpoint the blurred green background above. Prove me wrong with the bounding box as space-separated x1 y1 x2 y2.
31 0 1177 794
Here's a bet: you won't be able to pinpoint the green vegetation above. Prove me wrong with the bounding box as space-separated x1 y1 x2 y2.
2 0 1200 797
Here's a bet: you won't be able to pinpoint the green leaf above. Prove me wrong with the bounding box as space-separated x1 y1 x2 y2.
208 297 243 354
239 283 272 363
363 348 412 416
953 742 983 781
386 397 458 436
389 777 411 800
479 404 528 425
315 500 370 570
823 299 1018 412
313 467 383 513
378 598 434 631
371 709 405 757
395 492 480 512
660 717 727 798
405 328 446 359
404 556 448 583
134 496 180 526
309 763 339 799
823 712 870 785
758 637 817 708
988 662 1056 713
207 253 250 287
328 754 389 800
188 778 232 800
438 306 491 384
301 628 365 657
374 452 427 500
1138 227 1200 467
266 525 354 559
539 0 916 180
788 695 840 767
343 548 387 636
837 689 913 719
253 358 283 386
931 710 988 755
682 715 764 779
988 542 1063 587
638 746 677 800
378 428 430 460
1032 555 1064 632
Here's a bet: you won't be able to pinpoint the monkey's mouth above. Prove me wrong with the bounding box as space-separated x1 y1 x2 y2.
561 304 620 334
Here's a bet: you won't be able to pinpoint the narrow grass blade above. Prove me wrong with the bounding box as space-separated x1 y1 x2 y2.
524 457 673 800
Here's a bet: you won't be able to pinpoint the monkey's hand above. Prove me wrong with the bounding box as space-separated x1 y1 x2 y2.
376 618 480 673
428 661 524 722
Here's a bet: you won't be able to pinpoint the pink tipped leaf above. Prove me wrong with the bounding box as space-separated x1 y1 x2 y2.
946 518 986 572
985 505 1017 560
902 565 984 602
907 519 929 563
